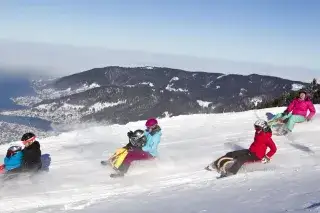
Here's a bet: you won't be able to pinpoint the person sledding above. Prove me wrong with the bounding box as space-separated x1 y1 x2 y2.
108 118 162 178
269 89 316 135
20 132 42 172
207 119 277 178
1 132 42 177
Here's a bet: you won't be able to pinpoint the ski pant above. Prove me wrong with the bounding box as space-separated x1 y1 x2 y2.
272 113 306 131
117 148 154 173
215 149 259 175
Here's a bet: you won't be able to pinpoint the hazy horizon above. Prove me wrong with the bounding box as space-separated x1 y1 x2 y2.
0 1 319 82
0 39 319 82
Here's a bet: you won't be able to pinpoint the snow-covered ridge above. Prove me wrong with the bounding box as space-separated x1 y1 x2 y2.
217 74 227 79
0 105 319 212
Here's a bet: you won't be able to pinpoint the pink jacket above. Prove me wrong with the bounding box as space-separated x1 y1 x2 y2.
286 97 316 119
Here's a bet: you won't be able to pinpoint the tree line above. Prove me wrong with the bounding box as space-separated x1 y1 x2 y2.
256 78 320 109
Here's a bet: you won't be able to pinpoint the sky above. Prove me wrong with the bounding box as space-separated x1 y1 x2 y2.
0 0 319 81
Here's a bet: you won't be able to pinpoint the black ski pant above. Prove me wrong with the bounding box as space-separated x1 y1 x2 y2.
215 149 259 175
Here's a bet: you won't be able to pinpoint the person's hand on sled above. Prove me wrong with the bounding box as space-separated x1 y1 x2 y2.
281 110 289 117
261 156 270 164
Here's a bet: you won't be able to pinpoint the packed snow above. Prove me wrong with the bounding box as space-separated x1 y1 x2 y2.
0 106 320 213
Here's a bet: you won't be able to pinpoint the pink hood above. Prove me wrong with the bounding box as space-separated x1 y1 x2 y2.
286 97 316 119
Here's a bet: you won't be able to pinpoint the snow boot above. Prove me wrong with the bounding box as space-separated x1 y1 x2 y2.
110 163 130 178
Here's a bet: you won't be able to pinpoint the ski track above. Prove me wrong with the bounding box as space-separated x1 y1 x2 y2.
0 106 319 212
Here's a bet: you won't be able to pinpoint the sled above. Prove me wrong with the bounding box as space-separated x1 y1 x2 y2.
101 147 129 170
0 153 51 174
205 156 259 174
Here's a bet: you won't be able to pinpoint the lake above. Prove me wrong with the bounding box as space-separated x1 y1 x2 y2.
0 73 53 131
0 73 36 110
0 115 53 131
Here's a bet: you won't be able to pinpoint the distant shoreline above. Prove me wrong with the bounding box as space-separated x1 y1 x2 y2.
0 114 52 131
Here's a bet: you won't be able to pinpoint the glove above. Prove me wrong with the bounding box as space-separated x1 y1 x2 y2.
127 131 134 138
281 110 288 116
261 156 270 164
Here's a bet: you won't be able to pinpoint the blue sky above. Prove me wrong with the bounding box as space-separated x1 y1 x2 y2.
0 0 319 77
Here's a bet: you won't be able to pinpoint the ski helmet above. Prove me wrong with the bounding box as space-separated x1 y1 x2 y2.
21 132 36 146
6 145 22 158
145 118 158 128
129 129 147 148
254 119 269 132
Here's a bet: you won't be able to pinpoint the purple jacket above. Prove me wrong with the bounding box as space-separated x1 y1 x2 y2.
286 97 316 119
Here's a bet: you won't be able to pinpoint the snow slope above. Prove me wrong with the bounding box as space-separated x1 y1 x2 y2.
1 106 320 213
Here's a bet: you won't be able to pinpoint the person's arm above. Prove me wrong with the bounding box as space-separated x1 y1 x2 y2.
142 133 161 153
306 101 316 120
285 99 296 113
265 137 277 159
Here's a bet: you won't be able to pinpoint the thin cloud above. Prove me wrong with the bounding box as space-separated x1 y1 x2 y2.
0 40 318 82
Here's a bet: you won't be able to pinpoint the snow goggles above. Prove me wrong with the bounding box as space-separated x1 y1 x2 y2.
22 136 36 145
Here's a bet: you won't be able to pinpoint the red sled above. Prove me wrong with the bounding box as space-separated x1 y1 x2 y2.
0 164 5 174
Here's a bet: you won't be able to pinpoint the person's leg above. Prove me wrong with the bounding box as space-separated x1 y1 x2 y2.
227 152 259 175
269 113 291 128
285 115 306 132
225 149 250 158
113 149 153 176
212 149 249 171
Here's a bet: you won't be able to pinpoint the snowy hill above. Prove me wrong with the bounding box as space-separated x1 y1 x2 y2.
3 66 308 125
0 105 319 213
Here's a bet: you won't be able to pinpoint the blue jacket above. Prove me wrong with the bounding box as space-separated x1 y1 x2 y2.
4 151 23 171
142 130 162 157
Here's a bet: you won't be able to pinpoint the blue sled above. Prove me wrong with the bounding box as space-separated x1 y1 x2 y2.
40 153 51 172
265 112 276 121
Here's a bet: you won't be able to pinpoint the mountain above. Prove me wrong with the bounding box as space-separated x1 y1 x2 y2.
2 66 308 125
0 106 319 212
